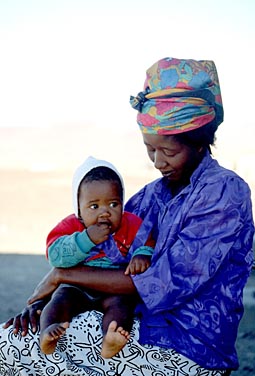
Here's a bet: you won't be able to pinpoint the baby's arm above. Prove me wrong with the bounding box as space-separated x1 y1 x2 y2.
48 231 95 267
124 246 153 275
48 223 111 268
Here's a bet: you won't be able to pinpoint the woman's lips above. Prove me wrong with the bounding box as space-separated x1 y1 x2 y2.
161 171 174 178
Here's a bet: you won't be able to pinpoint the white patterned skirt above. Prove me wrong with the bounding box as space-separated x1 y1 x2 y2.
0 310 229 376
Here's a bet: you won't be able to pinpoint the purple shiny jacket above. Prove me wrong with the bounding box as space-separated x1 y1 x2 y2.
125 151 254 370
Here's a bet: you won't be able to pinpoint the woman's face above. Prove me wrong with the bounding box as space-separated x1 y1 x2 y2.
143 133 203 185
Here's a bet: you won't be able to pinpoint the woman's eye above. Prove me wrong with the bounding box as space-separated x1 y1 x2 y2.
163 149 176 157
147 146 155 153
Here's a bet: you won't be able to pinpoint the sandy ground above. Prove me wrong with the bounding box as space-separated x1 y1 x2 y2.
0 253 254 376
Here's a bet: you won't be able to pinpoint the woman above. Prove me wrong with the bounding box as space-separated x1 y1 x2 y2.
1 57 254 376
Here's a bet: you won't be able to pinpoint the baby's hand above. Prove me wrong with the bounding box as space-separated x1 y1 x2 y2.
124 255 151 275
87 223 112 244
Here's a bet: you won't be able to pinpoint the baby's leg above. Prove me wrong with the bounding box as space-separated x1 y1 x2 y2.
40 284 89 354
100 295 136 358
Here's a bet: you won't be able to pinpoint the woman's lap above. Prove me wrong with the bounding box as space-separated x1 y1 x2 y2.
0 310 228 376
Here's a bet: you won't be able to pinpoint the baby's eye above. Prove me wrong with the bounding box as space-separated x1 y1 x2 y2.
110 202 119 208
90 204 98 209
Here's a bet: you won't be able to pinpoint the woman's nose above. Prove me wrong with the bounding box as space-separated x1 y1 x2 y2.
154 151 167 170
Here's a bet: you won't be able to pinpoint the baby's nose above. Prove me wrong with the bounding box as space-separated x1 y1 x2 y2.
99 207 110 217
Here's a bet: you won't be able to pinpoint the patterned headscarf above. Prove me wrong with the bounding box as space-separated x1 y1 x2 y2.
130 57 223 135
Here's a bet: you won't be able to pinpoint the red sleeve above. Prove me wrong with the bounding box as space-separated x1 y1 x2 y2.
145 233 156 248
46 214 85 258
114 212 155 256
122 212 155 248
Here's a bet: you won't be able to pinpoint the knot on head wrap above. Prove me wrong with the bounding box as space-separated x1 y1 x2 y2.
130 57 224 135
72 156 124 218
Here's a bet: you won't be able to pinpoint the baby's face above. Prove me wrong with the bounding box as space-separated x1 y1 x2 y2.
78 180 123 233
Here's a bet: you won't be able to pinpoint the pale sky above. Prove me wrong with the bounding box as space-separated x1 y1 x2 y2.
0 0 254 137
0 0 255 252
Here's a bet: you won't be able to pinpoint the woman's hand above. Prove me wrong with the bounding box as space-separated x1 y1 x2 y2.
27 267 60 305
2 299 46 336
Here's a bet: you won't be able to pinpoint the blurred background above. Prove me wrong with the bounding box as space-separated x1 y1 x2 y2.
0 0 254 254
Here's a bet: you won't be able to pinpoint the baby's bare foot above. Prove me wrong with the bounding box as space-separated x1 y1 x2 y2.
40 322 69 354
101 320 130 359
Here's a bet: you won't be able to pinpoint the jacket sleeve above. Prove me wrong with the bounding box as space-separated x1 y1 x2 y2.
48 230 95 268
46 214 95 267
132 246 154 258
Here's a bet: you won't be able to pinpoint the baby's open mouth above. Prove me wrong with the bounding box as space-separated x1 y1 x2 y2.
98 221 111 227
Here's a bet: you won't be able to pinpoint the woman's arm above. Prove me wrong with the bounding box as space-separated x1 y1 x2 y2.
133 175 254 312
4 266 136 336
28 265 136 304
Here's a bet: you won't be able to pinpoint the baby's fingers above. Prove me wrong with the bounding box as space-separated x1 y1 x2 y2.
124 265 131 275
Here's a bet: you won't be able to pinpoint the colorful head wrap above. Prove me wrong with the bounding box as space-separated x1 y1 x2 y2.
130 57 224 135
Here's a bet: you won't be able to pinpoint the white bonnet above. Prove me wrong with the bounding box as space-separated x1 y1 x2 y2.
72 156 124 218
